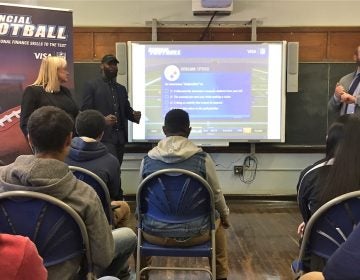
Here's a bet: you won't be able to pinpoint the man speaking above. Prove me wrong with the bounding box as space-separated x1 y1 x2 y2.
328 46 360 116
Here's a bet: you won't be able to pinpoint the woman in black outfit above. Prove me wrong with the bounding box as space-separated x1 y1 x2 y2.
20 56 78 137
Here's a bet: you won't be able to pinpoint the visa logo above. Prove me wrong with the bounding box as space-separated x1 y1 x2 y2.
34 53 52 59
247 49 257 54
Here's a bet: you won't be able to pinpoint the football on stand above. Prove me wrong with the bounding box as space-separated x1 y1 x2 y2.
0 106 32 165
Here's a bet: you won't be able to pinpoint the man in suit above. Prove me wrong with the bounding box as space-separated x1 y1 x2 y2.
328 45 360 116
81 54 141 198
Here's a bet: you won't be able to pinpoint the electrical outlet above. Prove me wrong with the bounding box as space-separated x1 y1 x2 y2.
234 165 243 175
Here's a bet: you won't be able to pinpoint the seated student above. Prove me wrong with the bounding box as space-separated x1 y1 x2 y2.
65 109 130 227
296 115 360 274
0 234 47 280
297 117 347 225
295 116 348 273
0 106 136 280
139 108 230 280
299 223 360 280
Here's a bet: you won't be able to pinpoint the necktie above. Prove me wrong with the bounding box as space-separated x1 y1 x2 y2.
348 73 360 94
346 73 360 114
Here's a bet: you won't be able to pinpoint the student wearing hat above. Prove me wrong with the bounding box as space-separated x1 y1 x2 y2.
81 54 141 199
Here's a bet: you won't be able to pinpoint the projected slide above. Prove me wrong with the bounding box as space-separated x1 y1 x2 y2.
129 42 285 143
162 68 251 119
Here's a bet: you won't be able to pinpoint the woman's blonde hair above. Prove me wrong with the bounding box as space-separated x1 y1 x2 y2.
32 56 67 93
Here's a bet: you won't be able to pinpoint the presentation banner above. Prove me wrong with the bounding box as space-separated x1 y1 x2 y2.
0 3 73 164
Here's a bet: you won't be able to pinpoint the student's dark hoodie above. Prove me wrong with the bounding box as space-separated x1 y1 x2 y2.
65 137 122 200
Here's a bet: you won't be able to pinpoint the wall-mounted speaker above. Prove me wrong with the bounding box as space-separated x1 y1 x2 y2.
192 0 233 15
115 42 127 89
287 42 299 93
201 0 232 8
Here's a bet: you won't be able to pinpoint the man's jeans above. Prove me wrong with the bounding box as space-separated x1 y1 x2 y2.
141 220 228 279
99 227 137 279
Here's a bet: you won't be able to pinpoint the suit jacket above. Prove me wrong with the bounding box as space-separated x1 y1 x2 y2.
20 85 78 137
81 77 138 144
328 71 360 116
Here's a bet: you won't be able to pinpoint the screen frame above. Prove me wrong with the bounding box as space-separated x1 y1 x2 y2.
127 41 287 145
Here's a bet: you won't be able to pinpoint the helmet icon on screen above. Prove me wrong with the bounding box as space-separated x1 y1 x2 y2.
164 65 180 81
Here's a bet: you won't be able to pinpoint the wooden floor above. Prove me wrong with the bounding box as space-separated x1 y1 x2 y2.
129 200 302 280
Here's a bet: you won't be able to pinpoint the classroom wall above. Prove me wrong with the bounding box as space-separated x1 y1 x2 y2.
6 0 358 195
8 0 360 27
121 153 323 196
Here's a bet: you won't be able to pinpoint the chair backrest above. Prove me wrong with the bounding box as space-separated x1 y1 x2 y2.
137 168 215 228
69 166 113 224
0 190 92 274
298 190 360 262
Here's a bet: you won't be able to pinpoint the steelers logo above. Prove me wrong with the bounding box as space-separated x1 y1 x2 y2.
164 65 180 81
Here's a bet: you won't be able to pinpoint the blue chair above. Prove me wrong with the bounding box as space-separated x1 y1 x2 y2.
0 190 93 279
294 190 360 277
136 168 216 280
69 165 113 225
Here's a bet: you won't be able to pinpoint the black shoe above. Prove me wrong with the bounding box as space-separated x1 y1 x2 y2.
117 266 131 280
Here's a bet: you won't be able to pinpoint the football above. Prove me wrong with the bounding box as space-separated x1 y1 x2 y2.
0 106 32 165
